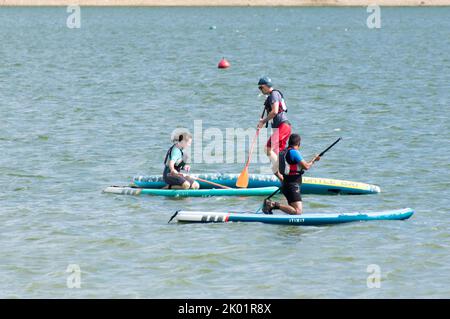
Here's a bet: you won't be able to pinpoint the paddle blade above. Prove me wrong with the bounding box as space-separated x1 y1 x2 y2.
236 168 249 188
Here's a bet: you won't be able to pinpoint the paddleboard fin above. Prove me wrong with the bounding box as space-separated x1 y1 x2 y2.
168 211 179 224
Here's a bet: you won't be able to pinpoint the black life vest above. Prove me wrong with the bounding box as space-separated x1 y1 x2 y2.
164 144 186 172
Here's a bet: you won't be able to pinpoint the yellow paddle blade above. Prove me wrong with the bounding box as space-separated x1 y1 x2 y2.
236 168 249 188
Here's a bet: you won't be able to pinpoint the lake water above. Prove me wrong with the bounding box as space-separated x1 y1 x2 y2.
0 6 449 298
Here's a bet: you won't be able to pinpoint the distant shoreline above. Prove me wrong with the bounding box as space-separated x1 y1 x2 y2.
1 1 450 7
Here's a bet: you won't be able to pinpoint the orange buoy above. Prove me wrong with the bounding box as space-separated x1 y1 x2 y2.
218 58 230 69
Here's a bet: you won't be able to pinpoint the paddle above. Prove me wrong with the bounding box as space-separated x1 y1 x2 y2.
318 137 341 157
263 137 342 202
166 172 231 189
236 109 266 188
187 175 231 189
236 128 261 188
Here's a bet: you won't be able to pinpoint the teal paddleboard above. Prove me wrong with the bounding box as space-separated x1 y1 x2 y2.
103 186 279 197
172 208 414 226
132 174 381 195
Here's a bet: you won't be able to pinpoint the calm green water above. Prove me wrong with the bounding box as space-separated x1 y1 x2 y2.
0 7 449 298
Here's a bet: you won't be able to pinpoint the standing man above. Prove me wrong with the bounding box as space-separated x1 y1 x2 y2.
263 134 320 215
256 76 291 181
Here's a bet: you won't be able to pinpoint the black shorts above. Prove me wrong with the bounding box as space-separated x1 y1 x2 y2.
163 173 195 187
281 182 302 204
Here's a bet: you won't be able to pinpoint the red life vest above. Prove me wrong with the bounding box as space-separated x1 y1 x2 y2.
279 147 303 176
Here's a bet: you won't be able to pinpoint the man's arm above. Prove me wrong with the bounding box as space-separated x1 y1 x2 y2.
263 101 279 124
300 155 320 170
168 160 179 175
258 101 279 128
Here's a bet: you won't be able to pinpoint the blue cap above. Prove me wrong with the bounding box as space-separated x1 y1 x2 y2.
258 76 273 87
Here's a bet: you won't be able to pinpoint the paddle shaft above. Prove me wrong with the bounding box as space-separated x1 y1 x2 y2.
236 108 270 188
319 138 341 157
171 172 231 189
244 108 267 168
244 128 260 168
188 175 231 189
266 187 281 200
